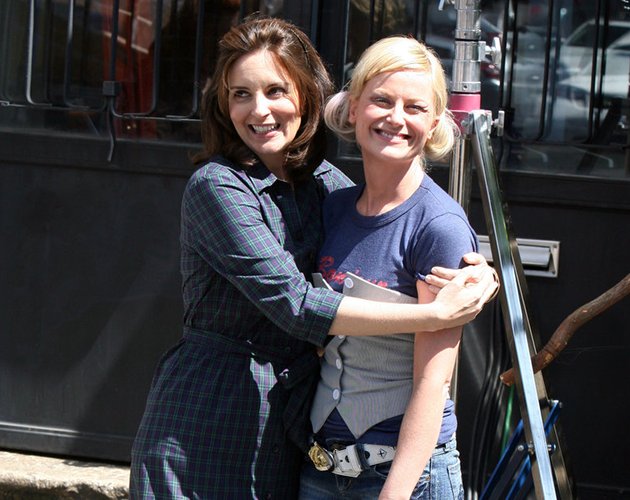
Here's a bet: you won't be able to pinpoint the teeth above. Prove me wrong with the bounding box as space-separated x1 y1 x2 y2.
251 124 278 133
378 130 406 140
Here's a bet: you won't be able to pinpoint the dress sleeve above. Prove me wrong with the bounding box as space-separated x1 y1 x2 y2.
181 165 342 346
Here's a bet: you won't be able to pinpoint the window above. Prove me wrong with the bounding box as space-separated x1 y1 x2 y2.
493 0 629 177
2 0 628 179
320 0 629 179
0 0 291 150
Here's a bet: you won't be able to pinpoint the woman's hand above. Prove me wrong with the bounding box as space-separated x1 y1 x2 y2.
428 264 499 329
425 252 499 298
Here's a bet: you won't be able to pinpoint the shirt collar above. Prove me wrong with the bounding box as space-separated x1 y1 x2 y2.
248 161 287 194
312 160 334 178
248 160 332 193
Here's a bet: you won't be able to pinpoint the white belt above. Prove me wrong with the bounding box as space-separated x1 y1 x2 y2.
308 442 396 477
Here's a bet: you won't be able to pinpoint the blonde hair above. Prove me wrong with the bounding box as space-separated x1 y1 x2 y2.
324 36 458 161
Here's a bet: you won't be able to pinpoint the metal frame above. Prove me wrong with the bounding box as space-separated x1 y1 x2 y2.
480 400 562 499
446 1 573 498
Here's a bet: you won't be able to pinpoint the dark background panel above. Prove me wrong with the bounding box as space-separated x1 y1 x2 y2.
0 157 187 461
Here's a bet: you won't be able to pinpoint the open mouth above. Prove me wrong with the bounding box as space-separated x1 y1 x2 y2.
250 123 280 134
376 128 410 141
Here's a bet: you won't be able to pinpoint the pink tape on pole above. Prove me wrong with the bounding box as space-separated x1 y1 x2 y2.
450 93 482 130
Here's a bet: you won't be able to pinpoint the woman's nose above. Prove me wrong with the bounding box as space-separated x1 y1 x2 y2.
387 103 405 125
251 93 270 117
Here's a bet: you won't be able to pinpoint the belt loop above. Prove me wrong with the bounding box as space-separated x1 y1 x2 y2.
341 445 363 474
355 443 370 469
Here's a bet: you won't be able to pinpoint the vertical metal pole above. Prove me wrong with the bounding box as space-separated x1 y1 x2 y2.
447 0 482 416
449 0 482 209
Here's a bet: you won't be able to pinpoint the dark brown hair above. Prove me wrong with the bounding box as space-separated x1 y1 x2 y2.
194 16 334 181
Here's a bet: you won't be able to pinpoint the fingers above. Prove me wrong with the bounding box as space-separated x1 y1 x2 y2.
462 252 488 266
428 266 459 281
431 276 487 328
484 267 500 303
425 266 471 289
448 265 480 288
465 266 500 305
429 256 488 285
428 261 500 328
453 268 495 308
424 275 449 290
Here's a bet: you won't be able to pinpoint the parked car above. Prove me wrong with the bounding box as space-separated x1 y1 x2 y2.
558 19 630 81
557 27 630 101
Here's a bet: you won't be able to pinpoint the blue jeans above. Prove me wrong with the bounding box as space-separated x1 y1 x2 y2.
299 438 464 500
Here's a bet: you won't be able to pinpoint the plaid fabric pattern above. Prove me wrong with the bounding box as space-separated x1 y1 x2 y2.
130 157 353 499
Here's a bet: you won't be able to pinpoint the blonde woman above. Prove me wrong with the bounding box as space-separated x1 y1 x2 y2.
300 36 474 499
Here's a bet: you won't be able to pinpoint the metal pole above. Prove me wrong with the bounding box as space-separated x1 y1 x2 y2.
469 110 558 500
448 0 482 211
446 0 482 420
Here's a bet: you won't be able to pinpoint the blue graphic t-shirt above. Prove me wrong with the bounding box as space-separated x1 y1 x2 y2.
315 174 478 446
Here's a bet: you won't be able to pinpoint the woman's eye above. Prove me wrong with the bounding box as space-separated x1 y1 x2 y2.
231 90 249 99
268 86 286 97
373 96 391 106
408 104 428 113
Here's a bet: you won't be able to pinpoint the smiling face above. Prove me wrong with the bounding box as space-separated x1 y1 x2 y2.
349 70 439 168
227 49 302 173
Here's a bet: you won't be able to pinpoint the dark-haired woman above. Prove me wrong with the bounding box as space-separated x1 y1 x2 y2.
129 17 497 500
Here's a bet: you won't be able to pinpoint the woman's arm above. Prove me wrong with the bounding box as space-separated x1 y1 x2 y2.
329 263 496 335
184 166 498 343
379 282 462 500
378 280 462 500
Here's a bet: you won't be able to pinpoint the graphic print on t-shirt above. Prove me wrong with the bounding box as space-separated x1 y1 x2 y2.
318 255 389 289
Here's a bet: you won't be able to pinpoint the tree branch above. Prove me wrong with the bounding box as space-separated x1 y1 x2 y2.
500 273 630 386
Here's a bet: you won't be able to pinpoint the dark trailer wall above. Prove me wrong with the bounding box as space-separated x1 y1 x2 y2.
0 0 628 498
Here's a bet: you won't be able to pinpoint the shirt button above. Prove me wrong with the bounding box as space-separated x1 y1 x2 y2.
284 346 292 354
272 445 280 453
335 359 342 369
333 389 340 400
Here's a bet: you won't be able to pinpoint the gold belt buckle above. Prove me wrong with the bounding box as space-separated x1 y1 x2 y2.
308 441 334 472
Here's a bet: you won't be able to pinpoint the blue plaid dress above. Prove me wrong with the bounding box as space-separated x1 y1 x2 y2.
130 156 353 499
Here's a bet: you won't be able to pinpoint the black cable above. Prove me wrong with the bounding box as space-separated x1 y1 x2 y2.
466 300 499 497
466 299 513 498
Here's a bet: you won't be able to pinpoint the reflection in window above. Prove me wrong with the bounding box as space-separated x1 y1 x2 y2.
346 0 415 66
500 0 629 177
333 0 628 178
0 0 278 144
